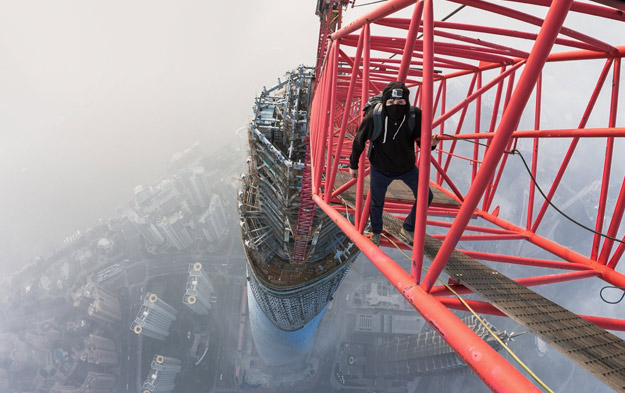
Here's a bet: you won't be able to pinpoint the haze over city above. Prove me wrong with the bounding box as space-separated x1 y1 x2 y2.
1 1 625 393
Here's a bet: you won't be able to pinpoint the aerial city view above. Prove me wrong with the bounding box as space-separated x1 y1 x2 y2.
2 1 625 393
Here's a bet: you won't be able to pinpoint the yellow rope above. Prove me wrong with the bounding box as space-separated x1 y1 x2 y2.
379 232 555 393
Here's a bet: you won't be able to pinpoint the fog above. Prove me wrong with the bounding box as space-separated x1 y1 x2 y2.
0 1 318 275
1 2 625 393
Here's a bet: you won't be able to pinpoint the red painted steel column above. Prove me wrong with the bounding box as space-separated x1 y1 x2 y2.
472 71 482 182
397 1 423 82
433 62 523 130
599 172 625 265
355 23 371 230
423 0 575 292
598 57 622 264
530 60 613 232
527 74 541 230
592 57 620 260
479 209 625 289
358 192 373 234
313 41 334 193
608 238 625 269
483 71 518 213
411 0 434 283
325 30 365 203
437 79 446 185
332 0 416 40
316 43 339 196
313 194 543 393
431 158 464 201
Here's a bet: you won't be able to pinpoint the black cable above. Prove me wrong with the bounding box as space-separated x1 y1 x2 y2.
599 286 625 304
353 0 388 8
417 5 466 39
440 133 625 247
512 147 625 246
442 132 491 149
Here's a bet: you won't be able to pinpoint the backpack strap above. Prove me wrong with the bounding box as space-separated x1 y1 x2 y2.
368 103 384 156
367 105 421 157
407 106 423 134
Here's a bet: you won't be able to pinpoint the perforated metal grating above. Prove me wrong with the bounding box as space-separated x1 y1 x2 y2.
422 235 625 393
339 186 625 392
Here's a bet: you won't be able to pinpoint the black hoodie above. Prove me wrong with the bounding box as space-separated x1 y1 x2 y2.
349 82 422 174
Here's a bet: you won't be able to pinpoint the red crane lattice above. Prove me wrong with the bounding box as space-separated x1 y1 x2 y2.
308 0 625 391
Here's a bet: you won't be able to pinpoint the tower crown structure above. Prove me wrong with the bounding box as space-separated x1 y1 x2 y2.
239 66 358 365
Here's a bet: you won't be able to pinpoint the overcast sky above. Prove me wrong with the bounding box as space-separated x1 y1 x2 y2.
0 1 623 277
0 1 322 274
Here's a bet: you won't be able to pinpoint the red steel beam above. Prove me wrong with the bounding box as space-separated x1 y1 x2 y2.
433 62 524 129
331 0 416 41
447 0 616 53
397 1 424 82
594 57 621 261
325 32 365 204
431 155 465 201
313 194 543 393
319 43 340 197
527 74 541 230
355 24 371 230
377 17 531 58
411 0 435 283
479 209 625 289
530 58 614 232
430 233 528 241
423 0 576 292
440 127 625 140
504 0 625 22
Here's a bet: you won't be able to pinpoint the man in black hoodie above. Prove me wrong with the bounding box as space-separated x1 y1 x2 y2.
349 81 438 246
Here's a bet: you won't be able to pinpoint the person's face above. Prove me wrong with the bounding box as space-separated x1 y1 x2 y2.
385 98 406 106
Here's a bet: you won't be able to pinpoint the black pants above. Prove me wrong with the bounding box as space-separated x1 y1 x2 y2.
370 166 433 234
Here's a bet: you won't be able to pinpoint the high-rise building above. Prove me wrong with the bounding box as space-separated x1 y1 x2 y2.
365 315 513 377
354 313 425 335
72 283 122 323
239 67 358 366
141 355 182 393
130 214 165 246
182 263 214 315
156 212 193 250
50 386 81 393
5 337 48 372
152 178 186 216
131 293 177 341
81 371 117 392
24 330 60 351
181 166 212 208
134 185 155 212
81 335 118 366
197 194 228 243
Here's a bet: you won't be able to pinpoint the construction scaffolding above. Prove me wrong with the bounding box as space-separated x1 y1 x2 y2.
239 66 358 332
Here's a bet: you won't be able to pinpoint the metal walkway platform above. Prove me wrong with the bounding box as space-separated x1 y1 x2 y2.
335 172 460 207
337 182 625 392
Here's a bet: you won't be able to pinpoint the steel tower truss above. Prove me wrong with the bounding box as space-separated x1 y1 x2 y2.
309 0 625 391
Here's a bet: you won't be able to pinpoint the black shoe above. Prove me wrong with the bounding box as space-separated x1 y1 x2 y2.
400 228 414 246
371 233 381 246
